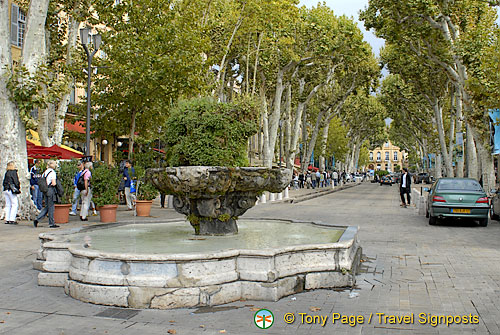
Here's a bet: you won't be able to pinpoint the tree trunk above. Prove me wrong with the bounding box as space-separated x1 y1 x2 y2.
435 154 442 179
318 122 330 172
52 14 80 146
466 123 479 180
0 0 45 219
302 110 325 170
432 99 454 177
128 110 137 159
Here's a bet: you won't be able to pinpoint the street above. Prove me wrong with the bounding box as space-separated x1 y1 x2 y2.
1 182 500 334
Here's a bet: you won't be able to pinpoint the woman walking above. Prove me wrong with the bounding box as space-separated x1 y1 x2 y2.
2 161 21 224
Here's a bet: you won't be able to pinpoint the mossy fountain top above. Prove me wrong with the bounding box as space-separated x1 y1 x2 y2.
146 167 292 235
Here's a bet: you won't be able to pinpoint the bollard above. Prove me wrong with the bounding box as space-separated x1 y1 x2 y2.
418 195 426 215
283 187 289 199
167 195 174 209
260 193 267 204
269 193 276 202
277 192 283 201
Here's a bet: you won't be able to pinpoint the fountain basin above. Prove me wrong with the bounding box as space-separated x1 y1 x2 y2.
34 219 361 309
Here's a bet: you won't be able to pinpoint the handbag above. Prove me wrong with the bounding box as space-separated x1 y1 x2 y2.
9 183 21 194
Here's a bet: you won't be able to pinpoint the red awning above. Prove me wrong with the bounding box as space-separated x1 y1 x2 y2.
26 140 84 160
48 144 84 160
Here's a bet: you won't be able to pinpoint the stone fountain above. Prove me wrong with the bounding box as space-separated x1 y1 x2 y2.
33 166 362 309
146 166 291 235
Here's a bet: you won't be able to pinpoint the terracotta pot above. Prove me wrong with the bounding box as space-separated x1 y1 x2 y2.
99 204 118 223
54 204 71 224
135 200 153 217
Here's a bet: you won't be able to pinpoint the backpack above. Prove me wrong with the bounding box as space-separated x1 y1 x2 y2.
38 171 53 194
77 171 88 191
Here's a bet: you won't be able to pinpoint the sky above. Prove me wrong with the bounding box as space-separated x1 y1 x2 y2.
299 0 385 56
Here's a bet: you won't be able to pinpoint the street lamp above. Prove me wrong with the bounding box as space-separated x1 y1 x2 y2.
80 27 102 157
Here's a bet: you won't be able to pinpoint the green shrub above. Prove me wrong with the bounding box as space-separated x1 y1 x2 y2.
163 97 259 167
136 181 159 201
56 159 80 204
92 163 120 207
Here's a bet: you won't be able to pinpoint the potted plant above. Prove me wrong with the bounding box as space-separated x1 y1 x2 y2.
92 163 120 223
135 180 159 216
54 159 79 224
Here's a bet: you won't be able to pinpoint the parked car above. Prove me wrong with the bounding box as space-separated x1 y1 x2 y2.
425 178 489 226
380 176 393 186
415 172 432 184
489 189 500 221
393 172 402 184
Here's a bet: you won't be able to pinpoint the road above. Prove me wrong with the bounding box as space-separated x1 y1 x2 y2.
0 183 499 334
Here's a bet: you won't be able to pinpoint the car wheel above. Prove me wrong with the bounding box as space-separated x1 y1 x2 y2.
429 215 437 225
479 218 488 227
490 208 500 221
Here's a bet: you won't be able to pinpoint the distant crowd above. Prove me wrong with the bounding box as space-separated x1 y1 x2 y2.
291 170 367 190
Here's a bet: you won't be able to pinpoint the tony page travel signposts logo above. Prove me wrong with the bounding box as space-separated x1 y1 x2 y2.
254 309 274 329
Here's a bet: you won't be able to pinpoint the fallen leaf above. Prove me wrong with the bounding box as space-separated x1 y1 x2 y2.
6 312 10 315
309 307 321 312
244 304 254 307
169 320 176 323
167 330 177 334
199 325 205 328
219 331 226 334
0 321 4 324
249 307 260 312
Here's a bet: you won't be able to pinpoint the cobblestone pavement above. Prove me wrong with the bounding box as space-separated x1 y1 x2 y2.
1 183 499 334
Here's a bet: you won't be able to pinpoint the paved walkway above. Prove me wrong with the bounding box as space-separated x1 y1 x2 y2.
1 183 499 334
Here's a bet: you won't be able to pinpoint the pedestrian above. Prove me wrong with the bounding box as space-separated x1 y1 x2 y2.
123 160 136 210
298 172 304 189
80 162 93 221
319 171 325 188
400 168 412 208
311 170 317 189
306 171 312 189
34 160 59 228
29 160 43 210
160 192 167 208
3 161 21 225
333 170 338 186
69 160 84 216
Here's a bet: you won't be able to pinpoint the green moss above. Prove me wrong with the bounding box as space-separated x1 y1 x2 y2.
218 214 231 222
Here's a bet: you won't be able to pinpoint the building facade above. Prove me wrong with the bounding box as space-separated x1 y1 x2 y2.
368 141 407 172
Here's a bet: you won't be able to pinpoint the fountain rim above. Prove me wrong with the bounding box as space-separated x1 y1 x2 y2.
39 218 358 261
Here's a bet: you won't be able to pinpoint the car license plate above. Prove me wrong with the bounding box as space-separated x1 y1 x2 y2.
452 209 471 214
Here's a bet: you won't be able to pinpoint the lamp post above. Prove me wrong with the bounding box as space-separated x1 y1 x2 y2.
80 27 101 157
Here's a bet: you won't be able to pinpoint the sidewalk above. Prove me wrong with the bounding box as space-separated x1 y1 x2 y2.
284 181 361 203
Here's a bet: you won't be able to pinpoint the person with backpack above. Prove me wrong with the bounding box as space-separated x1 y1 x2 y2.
34 160 59 228
123 160 136 210
3 161 21 225
29 160 43 210
69 161 84 216
79 162 93 221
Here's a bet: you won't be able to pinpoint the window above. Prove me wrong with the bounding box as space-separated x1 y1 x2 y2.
394 152 398 161
384 142 389 148
376 152 381 162
10 4 26 48
376 164 381 170
369 152 373 161
385 152 390 161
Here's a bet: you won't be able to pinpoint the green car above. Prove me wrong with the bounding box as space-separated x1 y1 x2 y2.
425 178 489 226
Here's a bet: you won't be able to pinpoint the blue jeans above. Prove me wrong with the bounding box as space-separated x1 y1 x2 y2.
71 187 81 213
31 185 43 210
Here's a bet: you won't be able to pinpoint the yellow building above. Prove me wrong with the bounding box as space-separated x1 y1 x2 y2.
9 0 24 65
368 141 407 172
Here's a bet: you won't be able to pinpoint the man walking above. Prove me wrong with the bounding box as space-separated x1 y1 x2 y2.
69 161 84 216
34 160 59 228
123 160 136 210
29 160 43 210
400 168 411 208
